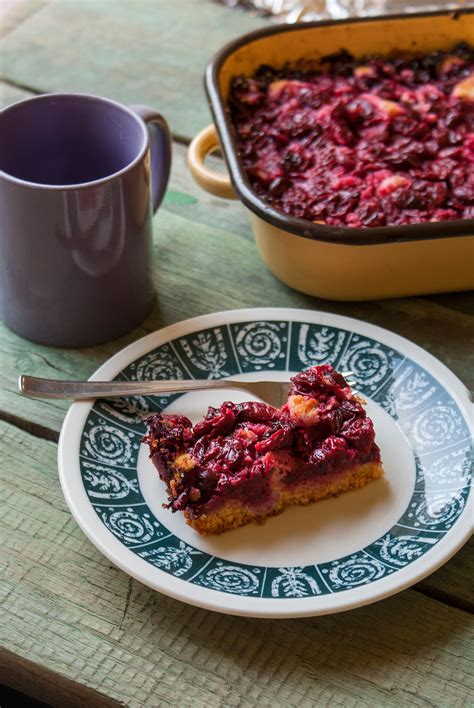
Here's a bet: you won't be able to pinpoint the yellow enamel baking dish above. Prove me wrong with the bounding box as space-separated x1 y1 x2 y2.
188 10 474 300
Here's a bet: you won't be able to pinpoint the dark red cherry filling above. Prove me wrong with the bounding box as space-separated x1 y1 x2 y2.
229 44 474 228
144 365 380 516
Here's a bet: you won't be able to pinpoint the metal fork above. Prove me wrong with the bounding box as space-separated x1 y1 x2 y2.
19 372 356 409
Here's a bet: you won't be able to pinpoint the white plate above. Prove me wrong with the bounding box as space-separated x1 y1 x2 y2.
58 308 472 617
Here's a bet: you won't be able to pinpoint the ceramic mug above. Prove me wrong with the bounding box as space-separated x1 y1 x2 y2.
0 93 172 346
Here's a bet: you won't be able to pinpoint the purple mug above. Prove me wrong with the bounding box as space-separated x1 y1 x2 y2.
0 93 172 346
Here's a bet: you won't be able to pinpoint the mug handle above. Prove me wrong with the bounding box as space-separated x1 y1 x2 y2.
129 105 172 213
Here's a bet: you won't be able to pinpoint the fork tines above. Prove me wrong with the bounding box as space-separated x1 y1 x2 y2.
341 370 358 394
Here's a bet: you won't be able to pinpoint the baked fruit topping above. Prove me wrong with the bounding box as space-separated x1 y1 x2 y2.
144 365 383 534
229 45 474 228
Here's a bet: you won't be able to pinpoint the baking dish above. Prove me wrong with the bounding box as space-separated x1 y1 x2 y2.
188 10 474 300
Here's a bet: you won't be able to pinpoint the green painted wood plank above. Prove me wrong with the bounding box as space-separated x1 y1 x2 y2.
0 0 49 39
1 2 473 699
1 647 121 708
2 204 472 431
415 537 474 614
0 0 270 140
1 139 472 435
162 146 251 236
0 141 472 612
1 419 473 706
0 80 34 107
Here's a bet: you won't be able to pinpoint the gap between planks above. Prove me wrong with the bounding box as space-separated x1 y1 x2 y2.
416 585 473 615
0 409 59 443
1 411 472 616
0 647 122 708
0 77 193 146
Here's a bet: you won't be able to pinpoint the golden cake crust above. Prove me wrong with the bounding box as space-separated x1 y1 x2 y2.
145 365 384 535
186 461 383 535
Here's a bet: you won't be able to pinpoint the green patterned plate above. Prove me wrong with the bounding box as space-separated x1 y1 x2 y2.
58 308 472 617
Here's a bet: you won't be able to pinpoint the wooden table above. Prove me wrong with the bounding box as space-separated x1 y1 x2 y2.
1 2 473 705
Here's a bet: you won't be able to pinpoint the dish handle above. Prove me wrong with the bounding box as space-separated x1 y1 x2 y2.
188 125 236 199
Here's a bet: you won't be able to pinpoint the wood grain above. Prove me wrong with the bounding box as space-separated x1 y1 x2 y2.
1 10 473 703
1 144 472 430
1 88 472 614
0 0 49 39
0 647 122 708
1 420 473 707
0 79 36 107
415 538 474 615
0 0 269 139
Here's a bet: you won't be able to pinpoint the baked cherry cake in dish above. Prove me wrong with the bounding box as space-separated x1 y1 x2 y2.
144 365 383 534
229 44 474 228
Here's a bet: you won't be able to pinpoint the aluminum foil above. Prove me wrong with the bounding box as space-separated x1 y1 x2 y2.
220 0 474 22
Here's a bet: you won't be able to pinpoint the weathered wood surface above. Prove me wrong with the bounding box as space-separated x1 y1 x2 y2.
0 81 34 106
0 0 48 39
0 80 472 428
1 421 473 707
0 0 268 139
0 82 473 615
0 133 472 431
1 4 473 706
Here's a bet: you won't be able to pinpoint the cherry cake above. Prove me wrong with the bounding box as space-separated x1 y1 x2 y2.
144 365 383 534
229 45 474 227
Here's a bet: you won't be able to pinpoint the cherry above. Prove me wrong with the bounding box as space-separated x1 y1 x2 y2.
230 45 474 227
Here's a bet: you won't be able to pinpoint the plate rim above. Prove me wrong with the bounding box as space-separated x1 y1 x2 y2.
58 307 473 618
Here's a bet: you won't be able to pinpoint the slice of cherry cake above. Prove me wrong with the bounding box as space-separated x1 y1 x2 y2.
144 365 383 534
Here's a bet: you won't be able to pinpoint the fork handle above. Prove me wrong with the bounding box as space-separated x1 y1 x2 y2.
19 375 249 400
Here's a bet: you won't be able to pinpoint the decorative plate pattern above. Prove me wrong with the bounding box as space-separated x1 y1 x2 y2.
59 309 472 617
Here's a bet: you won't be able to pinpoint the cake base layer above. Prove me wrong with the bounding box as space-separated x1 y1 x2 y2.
186 461 383 535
